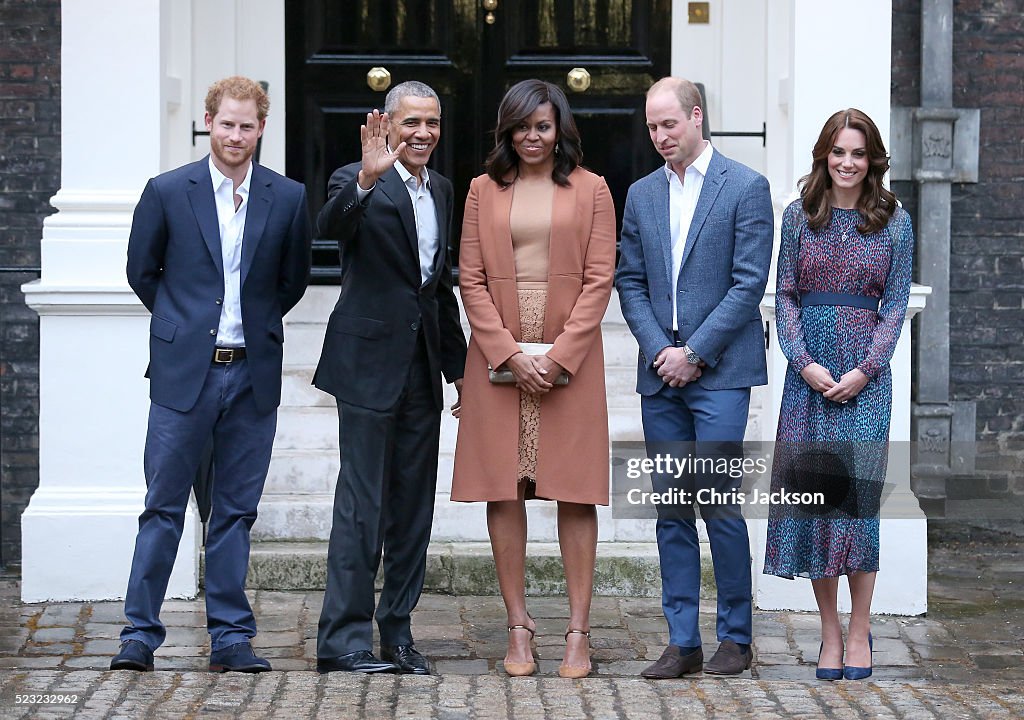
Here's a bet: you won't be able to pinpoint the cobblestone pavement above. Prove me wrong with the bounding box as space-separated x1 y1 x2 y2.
0 523 1020 718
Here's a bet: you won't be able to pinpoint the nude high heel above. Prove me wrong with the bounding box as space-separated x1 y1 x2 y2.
503 625 537 677
558 628 592 679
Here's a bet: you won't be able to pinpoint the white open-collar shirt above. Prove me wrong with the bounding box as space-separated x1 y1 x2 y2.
209 157 252 347
665 141 713 332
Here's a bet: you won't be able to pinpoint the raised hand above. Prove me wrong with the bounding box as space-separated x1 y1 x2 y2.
357 109 406 190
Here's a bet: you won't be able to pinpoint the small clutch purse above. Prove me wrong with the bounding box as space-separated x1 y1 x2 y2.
488 342 569 385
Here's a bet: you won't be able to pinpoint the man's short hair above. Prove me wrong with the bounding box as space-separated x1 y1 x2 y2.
647 77 702 119
384 81 441 115
205 76 270 121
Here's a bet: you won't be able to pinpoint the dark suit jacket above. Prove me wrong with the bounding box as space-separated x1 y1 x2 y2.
126 157 312 414
615 151 774 394
312 162 467 412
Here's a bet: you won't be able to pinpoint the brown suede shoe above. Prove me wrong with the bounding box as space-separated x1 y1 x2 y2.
704 639 752 675
640 645 703 679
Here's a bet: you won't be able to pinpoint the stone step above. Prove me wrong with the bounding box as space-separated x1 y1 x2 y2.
282 287 644 369
253 488 661 543
272 405 647 451
279 365 644 409
243 541 716 598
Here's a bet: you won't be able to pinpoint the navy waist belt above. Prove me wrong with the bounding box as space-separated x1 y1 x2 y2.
799 292 880 312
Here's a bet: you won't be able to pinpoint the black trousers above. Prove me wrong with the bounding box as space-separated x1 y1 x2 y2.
317 334 441 656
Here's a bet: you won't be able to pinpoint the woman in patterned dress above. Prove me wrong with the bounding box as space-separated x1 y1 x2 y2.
451 80 616 678
763 109 914 680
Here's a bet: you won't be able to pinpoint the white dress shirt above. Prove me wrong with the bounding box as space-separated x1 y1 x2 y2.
209 157 252 347
356 160 440 286
665 141 714 331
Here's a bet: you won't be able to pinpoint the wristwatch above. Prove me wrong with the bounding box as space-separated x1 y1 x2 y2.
682 345 702 365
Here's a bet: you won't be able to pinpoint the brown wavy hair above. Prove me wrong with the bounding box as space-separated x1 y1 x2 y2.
799 109 896 235
485 79 582 188
205 76 270 121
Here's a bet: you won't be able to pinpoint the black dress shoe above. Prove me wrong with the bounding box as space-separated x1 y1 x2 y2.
382 644 431 675
317 650 400 674
110 639 154 672
641 645 703 679
209 641 271 673
705 639 752 675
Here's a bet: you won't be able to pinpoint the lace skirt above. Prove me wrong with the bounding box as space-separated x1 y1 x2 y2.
516 285 546 486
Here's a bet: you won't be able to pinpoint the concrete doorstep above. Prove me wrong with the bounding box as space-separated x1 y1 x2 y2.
243 541 715 598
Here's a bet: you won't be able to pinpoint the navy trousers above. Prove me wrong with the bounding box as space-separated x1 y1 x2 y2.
641 382 753 648
121 359 276 651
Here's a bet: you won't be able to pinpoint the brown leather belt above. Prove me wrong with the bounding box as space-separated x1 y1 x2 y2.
213 347 246 363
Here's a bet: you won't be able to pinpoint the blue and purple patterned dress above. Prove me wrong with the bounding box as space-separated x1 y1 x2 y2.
763 199 914 579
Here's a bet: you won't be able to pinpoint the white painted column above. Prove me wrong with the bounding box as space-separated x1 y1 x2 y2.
21 0 199 602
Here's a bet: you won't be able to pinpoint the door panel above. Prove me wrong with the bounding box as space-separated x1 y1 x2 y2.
287 0 670 281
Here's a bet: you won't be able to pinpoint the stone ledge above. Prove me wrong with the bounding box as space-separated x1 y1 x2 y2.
242 541 715 598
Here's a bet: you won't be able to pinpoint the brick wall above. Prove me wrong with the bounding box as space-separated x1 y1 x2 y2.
892 0 1024 496
0 0 60 568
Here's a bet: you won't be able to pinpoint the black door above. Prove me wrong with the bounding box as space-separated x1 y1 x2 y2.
286 0 671 281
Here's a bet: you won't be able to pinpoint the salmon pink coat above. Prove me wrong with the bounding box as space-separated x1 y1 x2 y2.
451 168 616 504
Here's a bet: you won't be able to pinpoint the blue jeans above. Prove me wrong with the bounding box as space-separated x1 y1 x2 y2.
641 382 753 648
121 359 276 651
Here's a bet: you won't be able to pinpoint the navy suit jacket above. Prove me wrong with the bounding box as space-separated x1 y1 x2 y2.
615 150 774 395
312 162 467 412
127 157 312 414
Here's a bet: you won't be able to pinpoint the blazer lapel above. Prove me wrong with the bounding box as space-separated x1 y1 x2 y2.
240 165 273 287
680 153 725 269
427 170 448 280
650 172 674 290
378 167 420 267
187 159 223 275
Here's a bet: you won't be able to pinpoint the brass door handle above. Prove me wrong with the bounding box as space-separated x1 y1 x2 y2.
483 0 497 24
567 67 591 93
367 67 391 92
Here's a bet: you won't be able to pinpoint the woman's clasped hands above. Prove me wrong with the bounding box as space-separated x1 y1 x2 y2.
799 362 869 404
505 352 565 394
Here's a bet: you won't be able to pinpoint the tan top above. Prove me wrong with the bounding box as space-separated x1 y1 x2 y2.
510 177 554 284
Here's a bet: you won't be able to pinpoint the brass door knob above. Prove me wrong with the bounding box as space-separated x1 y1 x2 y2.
566 67 591 93
482 0 498 10
366 67 391 92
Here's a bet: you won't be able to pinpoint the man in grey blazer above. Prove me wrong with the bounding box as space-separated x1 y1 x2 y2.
616 77 773 677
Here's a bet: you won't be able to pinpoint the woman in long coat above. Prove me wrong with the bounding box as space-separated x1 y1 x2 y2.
451 79 615 679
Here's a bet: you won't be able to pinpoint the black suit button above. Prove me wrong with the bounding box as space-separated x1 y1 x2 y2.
410 322 419 331
209 329 217 336
215 298 223 305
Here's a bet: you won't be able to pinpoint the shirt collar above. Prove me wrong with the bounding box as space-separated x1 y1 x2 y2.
208 156 253 197
663 141 714 183
390 151 430 190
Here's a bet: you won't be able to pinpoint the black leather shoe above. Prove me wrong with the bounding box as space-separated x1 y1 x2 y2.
209 641 271 673
317 650 399 674
110 639 154 672
705 639 752 675
382 644 431 675
641 645 703 679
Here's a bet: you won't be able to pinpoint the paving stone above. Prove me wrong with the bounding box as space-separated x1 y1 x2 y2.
753 636 791 654
83 622 127 639
433 659 490 675
81 639 122 655
975 653 1024 669
31 627 77 643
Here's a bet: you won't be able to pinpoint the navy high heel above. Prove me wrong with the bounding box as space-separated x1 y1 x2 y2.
815 643 843 681
843 633 873 680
